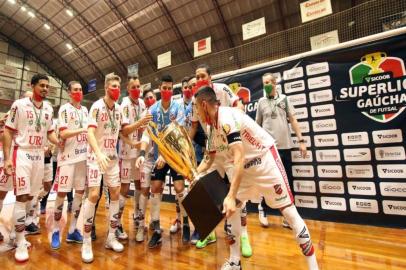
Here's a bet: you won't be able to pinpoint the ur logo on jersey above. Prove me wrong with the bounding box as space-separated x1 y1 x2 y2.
338 52 406 123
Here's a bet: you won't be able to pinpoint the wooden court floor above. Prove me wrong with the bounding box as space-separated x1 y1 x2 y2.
0 198 405 270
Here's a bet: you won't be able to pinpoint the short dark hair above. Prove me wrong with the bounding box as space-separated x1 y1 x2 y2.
31 74 49 86
181 76 189 85
143 88 154 97
187 74 196 83
128 76 139 82
68 81 81 91
160 74 173 84
194 86 218 104
196 64 211 75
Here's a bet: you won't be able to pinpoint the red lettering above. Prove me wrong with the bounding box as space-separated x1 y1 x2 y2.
100 113 108 121
18 177 26 187
29 135 43 146
104 139 116 149
76 133 87 143
59 175 68 185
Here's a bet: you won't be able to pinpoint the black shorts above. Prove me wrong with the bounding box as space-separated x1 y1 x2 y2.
151 163 183 182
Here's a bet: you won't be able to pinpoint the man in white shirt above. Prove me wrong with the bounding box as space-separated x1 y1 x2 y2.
194 86 318 270
51 81 88 250
3 74 60 262
81 73 124 263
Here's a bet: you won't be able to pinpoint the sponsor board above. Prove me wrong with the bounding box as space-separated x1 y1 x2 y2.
314 134 339 147
291 150 313 162
375 146 406 161
372 129 403 144
312 118 337 132
309 89 333 103
283 67 304 80
284 80 305 93
377 164 406 178
321 197 347 211
348 181 376 196
317 165 343 178
346 165 374 178
290 121 310 134
292 136 312 147
306 62 329 76
349 198 379 213
295 195 318 208
380 182 406 197
308 75 331 89
382 200 406 216
343 148 371 162
287 93 307 106
319 181 344 194
293 180 316 193
292 165 315 177
341 132 369 145
294 107 309 119
316 149 341 162
311 103 335 118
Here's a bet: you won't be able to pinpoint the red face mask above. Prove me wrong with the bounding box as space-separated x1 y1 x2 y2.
193 80 210 95
71 92 83 103
145 97 156 108
129 88 141 100
161 90 172 102
33 91 43 102
108 87 120 101
183 89 192 99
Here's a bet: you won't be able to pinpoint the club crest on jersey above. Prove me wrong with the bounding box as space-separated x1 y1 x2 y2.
222 124 231 135
28 119 33 126
170 113 176 121
274 184 283 195
45 113 49 120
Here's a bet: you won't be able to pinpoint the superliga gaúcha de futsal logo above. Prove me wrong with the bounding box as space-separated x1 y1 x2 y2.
338 52 406 123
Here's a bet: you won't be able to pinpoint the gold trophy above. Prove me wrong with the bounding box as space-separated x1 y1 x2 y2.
147 121 229 239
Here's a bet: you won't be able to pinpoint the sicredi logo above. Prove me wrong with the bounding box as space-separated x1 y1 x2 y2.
347 181 376 196
309 89 333 104
321 197 346 211
343 148 371 162
295 195 318 208
308 75 331 90
314 134 339 147
291 151 313 162
292 165 315 177
283 67 304 81
292 136 311 147
377 164 406 178
316 149 341 162
317 165 343 178
375 146 406 161
346 165 374 178
312 118 337 132
380 182 406 197
284 80 305 94
319 181 344 194
306 62 329 76
349 198 379 213
294 107 308 119
311 104 335 118
291 121 310 134
288 93 307 106
341 132 369 145
293 180 316 193
382 200 406 216
372 129 403 144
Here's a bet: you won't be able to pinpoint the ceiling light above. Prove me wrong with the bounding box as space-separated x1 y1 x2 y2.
7 0 16 4
66 9 73 17
66 43 73 50
28 11 35 17
21 6 26 11
44 23 51 30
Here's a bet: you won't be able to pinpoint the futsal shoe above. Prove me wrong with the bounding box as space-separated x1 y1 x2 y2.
15 242 29 262
196 231 216 249
115 225 129 240
258 210 269 228
182 224 190 243
169 219 181 234
148 231 162 249
66 229 83 244
135 226 145 242
81 238 93 263
221 260 242 270
105 234 124 252
51 230 60 250
241 235 252 257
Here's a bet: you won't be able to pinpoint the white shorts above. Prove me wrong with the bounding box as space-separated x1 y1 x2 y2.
209 155 234 179
0 167 12 192
13 147 44 196
139 161 153 188
56 161 86 192
44 162 53 182
237 145 293 209
87 158 120 188
119 158 140 184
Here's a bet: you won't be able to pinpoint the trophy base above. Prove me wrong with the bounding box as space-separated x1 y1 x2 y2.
181 170 229 240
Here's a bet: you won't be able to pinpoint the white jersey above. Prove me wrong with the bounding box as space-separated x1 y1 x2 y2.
58 102 88 166
87 98 122 160
5 97 54 149
119 96 146 159
207 107 275 160
191 82 239 123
